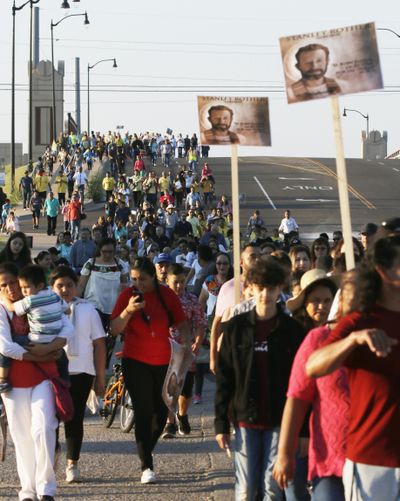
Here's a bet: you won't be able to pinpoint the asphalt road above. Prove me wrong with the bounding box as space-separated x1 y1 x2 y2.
209 155 400 239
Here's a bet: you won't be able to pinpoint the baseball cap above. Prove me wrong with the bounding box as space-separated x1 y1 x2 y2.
360 223 378 236
381 218 400 233
154 253 172 264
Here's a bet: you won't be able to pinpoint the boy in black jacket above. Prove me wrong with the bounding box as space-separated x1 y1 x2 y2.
215 257 309 500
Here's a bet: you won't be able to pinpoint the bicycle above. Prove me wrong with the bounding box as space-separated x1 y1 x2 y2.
100 352 135 433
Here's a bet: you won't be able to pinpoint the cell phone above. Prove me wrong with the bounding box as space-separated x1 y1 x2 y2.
133 290 143 301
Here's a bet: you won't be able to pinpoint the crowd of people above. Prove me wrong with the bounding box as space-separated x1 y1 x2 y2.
0 131 398 500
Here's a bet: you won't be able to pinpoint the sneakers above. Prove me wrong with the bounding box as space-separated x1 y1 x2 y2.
141 468 157 484
177 414 191 435
193 394 201 404
65 463 81 483
161 422 177 439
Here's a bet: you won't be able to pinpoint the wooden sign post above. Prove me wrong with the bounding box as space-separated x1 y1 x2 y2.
331 97 355 271
230 144 241 304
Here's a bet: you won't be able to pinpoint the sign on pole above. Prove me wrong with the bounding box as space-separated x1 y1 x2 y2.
279 22 383 270
197 97 271 303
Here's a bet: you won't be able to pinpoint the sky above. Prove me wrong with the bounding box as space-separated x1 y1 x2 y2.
1 0 400 158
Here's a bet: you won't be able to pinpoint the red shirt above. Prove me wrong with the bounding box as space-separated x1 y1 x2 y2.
68 200 82 221
111 285 186 365
8 314 58 388
325 307 400 467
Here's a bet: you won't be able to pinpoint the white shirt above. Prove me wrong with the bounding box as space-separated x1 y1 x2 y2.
66 300 105 375
279 216 299 234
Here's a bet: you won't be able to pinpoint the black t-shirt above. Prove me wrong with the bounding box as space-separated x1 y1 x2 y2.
253 316 277 427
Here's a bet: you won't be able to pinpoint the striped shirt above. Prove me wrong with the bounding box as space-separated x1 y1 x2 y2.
14 287 67 343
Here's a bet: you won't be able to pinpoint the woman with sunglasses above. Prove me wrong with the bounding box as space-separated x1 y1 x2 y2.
197 253 233 404
77 237 129 331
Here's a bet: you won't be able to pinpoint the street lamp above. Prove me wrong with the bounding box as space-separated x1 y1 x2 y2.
51 11 89 143
11 0 40 191
87 58 117 134
343 108 369 136
377 27 400 38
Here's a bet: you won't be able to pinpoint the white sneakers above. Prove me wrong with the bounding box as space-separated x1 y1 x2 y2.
65 463 81 483
140 468 157 484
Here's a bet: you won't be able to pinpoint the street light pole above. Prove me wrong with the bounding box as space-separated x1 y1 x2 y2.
11 0 33 192
29 0 40 162
87 58 117 134
51 12 89 144
343 108 369 136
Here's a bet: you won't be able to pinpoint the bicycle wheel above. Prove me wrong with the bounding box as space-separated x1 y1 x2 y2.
120 387 135 433
101 376 119 428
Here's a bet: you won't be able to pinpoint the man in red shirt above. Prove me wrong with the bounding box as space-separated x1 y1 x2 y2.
307 235 400 500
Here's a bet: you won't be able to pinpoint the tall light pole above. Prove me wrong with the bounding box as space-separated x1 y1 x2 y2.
29 0 40 162
11 0 35 191
87 58 117 134
51 11 89 143
343 108 369 136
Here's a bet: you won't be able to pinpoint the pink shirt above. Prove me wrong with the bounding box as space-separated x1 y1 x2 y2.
287 326 350 480
215 278 243 318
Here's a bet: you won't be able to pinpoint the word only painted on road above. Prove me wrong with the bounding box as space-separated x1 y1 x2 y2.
282 185 334 191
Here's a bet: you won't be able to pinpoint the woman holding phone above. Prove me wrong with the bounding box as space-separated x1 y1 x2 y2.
110 257 190 485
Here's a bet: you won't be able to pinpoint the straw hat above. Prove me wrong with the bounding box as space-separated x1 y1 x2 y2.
286 269 338 313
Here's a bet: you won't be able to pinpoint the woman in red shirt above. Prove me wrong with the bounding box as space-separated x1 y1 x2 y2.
110 257 190 485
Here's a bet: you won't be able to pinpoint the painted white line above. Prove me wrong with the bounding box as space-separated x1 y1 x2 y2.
253 176 277 210
278 177 315 180
393 168 399 172
296 198 336 203
378 162 385 165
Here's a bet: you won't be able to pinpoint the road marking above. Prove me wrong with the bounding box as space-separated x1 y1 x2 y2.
393 168 400 172
307 158 376 209
378 162 385 165
296 198 336 203
278 177 315 180
253 176 277 210
283 185 333 191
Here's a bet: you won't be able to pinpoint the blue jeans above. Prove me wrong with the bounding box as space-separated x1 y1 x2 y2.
70 219 80 241
311 476 344 501
234 426 310 501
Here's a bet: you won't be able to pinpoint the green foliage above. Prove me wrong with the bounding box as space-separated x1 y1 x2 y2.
87 172 104 203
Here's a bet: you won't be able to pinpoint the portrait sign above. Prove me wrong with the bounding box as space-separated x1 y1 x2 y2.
280 22 383 104
197 96 271 146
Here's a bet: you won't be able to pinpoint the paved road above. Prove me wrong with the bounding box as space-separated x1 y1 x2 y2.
0 377 234 500
210 155 400 238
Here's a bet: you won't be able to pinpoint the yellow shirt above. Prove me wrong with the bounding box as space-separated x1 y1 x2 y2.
55 175 67 193
34 174 49 192
159 176 170 193
102 177 115 191
202 179 214 193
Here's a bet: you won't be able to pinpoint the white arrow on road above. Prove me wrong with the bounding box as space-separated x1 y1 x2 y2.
278 177 315 180
296 198 336 202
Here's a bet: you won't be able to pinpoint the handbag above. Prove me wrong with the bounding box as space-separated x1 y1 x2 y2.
34 364 74 422
79 212 87 220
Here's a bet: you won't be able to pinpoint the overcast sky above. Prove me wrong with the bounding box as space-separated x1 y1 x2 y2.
1 0 399 158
